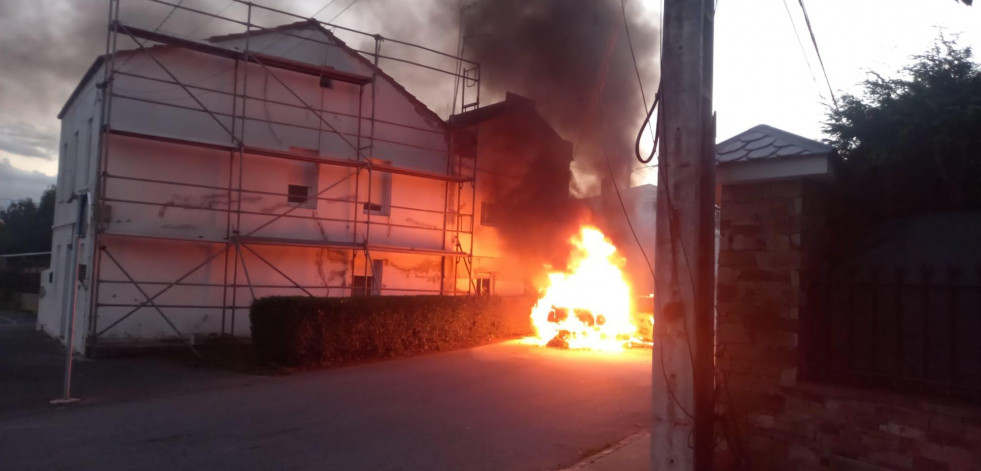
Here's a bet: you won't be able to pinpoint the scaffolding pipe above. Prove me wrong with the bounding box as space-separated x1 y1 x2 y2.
101 247 201 358
85 0 482 351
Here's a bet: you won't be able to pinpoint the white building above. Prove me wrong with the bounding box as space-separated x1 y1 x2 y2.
39 14 569 354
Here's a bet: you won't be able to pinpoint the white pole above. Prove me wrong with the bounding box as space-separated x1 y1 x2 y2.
52 193 87 405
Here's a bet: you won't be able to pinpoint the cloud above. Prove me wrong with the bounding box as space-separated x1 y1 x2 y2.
0 158 56 202
0 122 58 159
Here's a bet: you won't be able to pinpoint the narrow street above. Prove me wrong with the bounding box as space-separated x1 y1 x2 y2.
0 313 651 471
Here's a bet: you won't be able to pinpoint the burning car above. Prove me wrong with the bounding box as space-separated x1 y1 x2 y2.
529 226 652 351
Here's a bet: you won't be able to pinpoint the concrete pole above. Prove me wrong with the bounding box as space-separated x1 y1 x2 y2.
651 0 716 469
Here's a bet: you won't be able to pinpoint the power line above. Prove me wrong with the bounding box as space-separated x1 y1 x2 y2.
327 0 365 24
153 0 185 32
781 0 826 103
310 0 341 19
186 0 236 37
621 0 655 146
796 0 839 110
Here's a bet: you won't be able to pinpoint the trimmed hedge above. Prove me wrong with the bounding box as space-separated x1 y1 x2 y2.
250 295 536 368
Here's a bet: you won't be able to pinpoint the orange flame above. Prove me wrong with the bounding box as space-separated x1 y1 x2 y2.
530 226 636 351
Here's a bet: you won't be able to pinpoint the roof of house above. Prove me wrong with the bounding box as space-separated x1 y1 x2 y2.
447 92 537 127
447 92 570 153
716 124 833 164
58 56 105 119
60 20 447 129
208 20 446 129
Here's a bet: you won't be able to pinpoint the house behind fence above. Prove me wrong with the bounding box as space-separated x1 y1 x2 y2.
716 125 981 470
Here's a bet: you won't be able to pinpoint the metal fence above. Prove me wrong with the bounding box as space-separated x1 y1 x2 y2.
801 264 981 401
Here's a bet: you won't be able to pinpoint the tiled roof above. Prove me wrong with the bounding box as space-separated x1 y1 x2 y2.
716 124 833 163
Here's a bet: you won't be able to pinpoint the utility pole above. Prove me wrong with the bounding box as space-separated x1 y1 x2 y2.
652 0 716 469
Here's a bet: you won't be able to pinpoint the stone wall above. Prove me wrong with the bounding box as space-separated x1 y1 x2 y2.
716 179 981 470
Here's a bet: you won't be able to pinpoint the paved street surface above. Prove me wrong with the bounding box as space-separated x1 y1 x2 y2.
0 311 651 471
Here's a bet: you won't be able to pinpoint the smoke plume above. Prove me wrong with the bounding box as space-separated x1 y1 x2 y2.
463 0 659 192
460 0 660 273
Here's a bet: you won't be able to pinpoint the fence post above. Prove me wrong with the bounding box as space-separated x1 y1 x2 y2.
920 264 933 386
894 266 905 385
871 264 880 376
947 265 961 388
846 266 856 383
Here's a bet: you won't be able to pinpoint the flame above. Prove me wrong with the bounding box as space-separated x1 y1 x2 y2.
530 226 637 351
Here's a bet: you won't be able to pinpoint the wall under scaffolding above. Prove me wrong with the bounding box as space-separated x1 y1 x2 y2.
39 0 489 353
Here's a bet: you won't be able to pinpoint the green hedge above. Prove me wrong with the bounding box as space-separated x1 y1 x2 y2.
250 295 536 368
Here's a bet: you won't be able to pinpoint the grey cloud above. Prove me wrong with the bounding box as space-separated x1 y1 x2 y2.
0 122 59 159
0 158 56 202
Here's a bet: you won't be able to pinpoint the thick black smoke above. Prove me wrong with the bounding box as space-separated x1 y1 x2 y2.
463 0 659 194
459 0 659 275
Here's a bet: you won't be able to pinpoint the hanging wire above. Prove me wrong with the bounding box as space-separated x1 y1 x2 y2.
781 0 827 103
796 0 839 110
635 92 661 164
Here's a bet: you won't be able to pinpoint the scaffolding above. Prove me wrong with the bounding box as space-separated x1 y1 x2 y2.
83 0 483 349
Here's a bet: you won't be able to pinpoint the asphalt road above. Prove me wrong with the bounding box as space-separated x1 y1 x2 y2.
0 314 651 471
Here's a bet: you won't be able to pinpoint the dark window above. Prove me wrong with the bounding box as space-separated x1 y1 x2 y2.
319 76 333 89
362 202 384 214
481 202 499 226
351 275 374 297
475 277 492 296
288 185 309 205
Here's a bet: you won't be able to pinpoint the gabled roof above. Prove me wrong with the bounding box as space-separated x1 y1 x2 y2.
208 20 446 129
716 124 833 164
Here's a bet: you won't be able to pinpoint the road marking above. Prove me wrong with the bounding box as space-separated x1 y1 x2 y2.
0 315 20 325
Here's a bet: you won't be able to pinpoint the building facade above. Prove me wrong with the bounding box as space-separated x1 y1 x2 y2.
39 16 567 354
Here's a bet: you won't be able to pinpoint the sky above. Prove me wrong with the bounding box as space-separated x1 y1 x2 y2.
0 0 979 203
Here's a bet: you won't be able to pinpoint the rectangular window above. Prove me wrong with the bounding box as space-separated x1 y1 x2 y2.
351 276 376 297
351 260 383 296
58 142 68 199
480 202 499 226
363 161 392 216
475 276 492 296
287 184 312 207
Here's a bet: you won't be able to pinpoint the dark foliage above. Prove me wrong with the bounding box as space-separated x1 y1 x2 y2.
250 295 536 368
825 38 981 243
0 186 55 257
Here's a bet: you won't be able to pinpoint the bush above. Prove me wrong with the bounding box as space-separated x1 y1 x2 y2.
250 295 536 368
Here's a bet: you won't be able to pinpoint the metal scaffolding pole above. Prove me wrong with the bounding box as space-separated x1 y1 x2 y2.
82 0 482 350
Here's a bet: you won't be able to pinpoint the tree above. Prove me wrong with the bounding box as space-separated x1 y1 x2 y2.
825 37 981 226
0 187 55 256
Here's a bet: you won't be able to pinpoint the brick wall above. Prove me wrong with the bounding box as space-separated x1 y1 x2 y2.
717 179 981 471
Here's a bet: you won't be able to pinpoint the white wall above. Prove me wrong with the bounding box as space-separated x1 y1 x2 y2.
40 26 546 348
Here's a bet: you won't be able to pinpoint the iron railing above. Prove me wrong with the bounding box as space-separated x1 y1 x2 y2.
802 263 981 401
